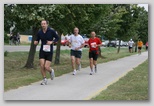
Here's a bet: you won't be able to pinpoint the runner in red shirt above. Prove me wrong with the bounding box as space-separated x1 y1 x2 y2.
88 31 102 75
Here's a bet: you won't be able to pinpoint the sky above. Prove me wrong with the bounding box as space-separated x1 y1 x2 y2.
138 4 148 11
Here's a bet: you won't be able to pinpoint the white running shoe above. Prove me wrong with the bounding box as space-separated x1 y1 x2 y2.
73 70 77 75
40 79 47 85
50 69 55 80
90 71 94 75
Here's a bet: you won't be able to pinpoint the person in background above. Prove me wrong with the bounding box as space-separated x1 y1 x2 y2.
137 39 143 55
9 32 13 45
145 41 148 51
17 32 21 45
128 39 134 53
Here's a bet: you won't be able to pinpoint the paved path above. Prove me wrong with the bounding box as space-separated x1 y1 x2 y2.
4 45 71 52
4 45 110 52
4 52 148 100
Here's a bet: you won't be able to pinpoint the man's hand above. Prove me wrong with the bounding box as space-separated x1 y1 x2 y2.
68 44 71 48
68 43 71 48
34 41 38 45
46 41 53 45
75 47 81 50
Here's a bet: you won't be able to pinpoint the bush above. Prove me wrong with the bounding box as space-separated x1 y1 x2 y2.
4 51 9 57
4 32 9 43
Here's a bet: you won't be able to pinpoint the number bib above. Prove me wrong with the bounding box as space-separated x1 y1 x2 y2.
43 45 50 52
91 42 97 48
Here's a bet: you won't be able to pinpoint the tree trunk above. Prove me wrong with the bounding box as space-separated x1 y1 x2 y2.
135 41 137 52
24 27 38 68
117 39 121 53
54 32 62 64
98 46 102 57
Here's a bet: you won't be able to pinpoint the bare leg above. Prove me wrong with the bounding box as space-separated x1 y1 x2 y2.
71 56 76 70
39 59 46 78
76 58 81 71
44 60 52 72
93 60 97 73
45 60 55 80
89 58 94 73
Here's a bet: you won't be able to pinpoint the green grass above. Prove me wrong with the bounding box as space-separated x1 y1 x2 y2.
92 60 148 100
4 47 137 91
4 42 41 46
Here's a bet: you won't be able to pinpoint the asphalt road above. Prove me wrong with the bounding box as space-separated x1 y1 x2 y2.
4 52 148 100
4 45 126 52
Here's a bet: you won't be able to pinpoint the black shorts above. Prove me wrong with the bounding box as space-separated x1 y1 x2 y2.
39 51 53 62
129 46 132 49
70 50 82 58
89 50 98 61
138 47 142 50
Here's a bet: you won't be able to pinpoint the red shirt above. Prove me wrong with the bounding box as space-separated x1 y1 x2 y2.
146 42 148 46
88 37 102 52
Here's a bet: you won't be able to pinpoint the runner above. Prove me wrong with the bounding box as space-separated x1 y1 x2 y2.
88 31 102 75
145 41 148 51
34 20 59 85
137 39 143 55
69 27 85 75
128 39 134 53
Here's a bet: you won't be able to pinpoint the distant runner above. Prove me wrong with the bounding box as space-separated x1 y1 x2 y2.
128 39 134 53
145 41 148 51
137 39 143 55
88 31 102 75
34 20 59 85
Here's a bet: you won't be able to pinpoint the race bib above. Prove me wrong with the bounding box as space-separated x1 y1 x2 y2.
91 42 97 48
43 45 50 52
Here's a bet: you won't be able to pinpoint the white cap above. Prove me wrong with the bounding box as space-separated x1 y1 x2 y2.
130 39 132 41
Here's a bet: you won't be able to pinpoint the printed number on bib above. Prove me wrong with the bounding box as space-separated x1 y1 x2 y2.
43 45 50 52
91 42 97 48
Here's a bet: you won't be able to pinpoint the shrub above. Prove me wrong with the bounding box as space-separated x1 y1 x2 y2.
4 32 9 43
4 51 9 57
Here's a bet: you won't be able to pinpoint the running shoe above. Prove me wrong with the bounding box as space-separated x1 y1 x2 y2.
40 78 47 85
90 71 94 75
73 70 77 75
50 69 55 80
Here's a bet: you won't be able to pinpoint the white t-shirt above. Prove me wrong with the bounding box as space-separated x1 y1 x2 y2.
128 41 134 47
69 34 85 51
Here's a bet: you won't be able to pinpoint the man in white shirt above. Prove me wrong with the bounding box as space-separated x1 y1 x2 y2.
128 39 134 53
69 27 85 75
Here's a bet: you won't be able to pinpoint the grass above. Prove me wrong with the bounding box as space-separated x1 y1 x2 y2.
4 42 41 46
4 47 137 91
92 60 148 100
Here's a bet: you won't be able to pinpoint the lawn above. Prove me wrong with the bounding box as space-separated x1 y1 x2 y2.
92 60 148 100
4 47 137 91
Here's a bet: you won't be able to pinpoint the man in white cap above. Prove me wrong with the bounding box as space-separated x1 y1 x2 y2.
128 39 134 53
